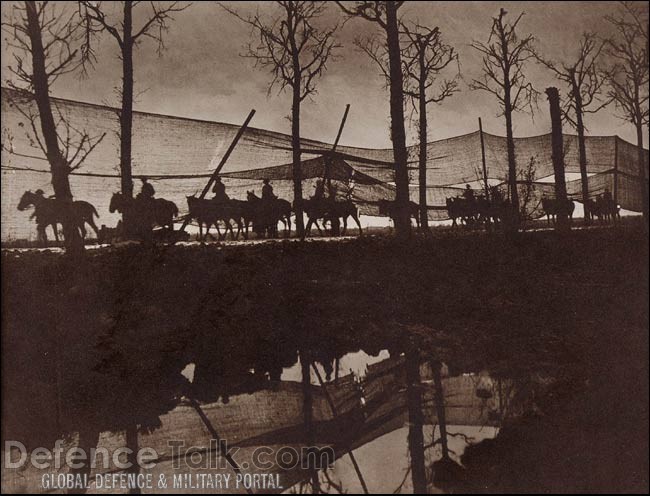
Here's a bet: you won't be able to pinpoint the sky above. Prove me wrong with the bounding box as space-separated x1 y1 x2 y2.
1 1 648 149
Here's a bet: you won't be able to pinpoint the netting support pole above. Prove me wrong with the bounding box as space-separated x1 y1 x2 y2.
613 136 619 204
479 117 489 200
187 396 254 495
311 363 370 494
325 104 351 196
177 109 256 233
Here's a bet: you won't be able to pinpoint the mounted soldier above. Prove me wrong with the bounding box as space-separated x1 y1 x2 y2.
463 184 475 203
261 178 276 202
137 177 155 201
212 176 230 203
313 179 325 200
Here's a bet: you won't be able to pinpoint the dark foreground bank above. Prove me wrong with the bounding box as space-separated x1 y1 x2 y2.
2 227 648 492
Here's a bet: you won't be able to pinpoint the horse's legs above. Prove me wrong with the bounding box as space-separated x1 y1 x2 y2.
351 212 363 236
316 220 324 236
87 216 100 237
227 219 236 240
52 223 60 242
38 224 48 247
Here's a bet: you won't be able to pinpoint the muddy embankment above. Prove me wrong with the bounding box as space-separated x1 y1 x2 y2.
2 228 648 492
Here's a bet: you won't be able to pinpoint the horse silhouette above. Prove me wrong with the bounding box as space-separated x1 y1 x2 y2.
585 196 620 224
302 197 362 236
541 198 575 225
185 196 244 241
246 191 292 238
109 193 179 236
377 199 420 229
17 190 99 245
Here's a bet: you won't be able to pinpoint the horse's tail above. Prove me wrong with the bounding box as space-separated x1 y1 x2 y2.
90 204 99 218
171 202 179 218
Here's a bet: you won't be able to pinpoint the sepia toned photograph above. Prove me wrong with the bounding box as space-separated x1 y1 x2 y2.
1 1 648 493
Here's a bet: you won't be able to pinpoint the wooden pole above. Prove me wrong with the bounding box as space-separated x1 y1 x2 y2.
311 363 370 494
325 104 351 195
613 136 619 204
300 350 320 493
187 397 254 495
406 348 427 494
178 109 256 233
479 117 489 199
546 87 570 232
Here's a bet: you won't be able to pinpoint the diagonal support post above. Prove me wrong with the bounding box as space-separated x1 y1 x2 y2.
177 109 256 234
311 363 369 494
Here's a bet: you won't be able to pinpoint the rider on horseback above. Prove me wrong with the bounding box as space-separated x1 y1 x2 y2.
603 188 612 203
262 179 276 202
463 184 475 203
138 177 155 201
212 176 230 203
313 179 325 200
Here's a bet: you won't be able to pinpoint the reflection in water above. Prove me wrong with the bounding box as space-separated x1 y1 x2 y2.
304 425 498 494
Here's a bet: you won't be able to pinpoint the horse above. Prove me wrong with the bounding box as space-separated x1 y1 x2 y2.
377 199 420 229
246 191 292 238
541 197 575 225
185 196 244 241
17 190 99 245
585 196 620 224
302 197 362 236
227 199 253 239
109 193 178 231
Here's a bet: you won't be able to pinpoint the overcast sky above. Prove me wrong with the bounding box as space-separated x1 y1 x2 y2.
1 1 648 148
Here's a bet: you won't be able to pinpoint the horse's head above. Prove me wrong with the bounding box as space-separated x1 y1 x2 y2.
246 191 258 201
186 195 196 207
109 192 122 213
17 190 35 211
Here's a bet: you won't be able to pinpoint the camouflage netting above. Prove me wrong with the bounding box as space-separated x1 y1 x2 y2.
1 87 648 240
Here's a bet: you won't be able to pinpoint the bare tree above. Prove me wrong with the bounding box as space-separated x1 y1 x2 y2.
80 1 189 235
336 1 412 238
537 33 609 224
603 1 649 224
219 1 339 239
470 8 538 226
401 23 459 230
2 1 105 253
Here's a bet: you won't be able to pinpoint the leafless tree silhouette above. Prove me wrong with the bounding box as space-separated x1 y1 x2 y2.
219 1 340 238
2 1 106 253
603 1 649 224
80 1 189 235
470 8 538 226
536 33 610 223
401 23 459 230
336 1 412 238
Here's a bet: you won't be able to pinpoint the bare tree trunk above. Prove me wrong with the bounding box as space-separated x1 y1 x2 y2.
25 0 83 254
300 350 319 493
120 1 135 236
386 1 411 239
547 87 570 232
573 82 590 224
418 54 429 231
504 91 520 224
406 348 427 493
292 88 305 238
635 111 649 226
432 360 450 460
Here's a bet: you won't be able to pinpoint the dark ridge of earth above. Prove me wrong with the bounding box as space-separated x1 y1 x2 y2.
1 227 648 493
